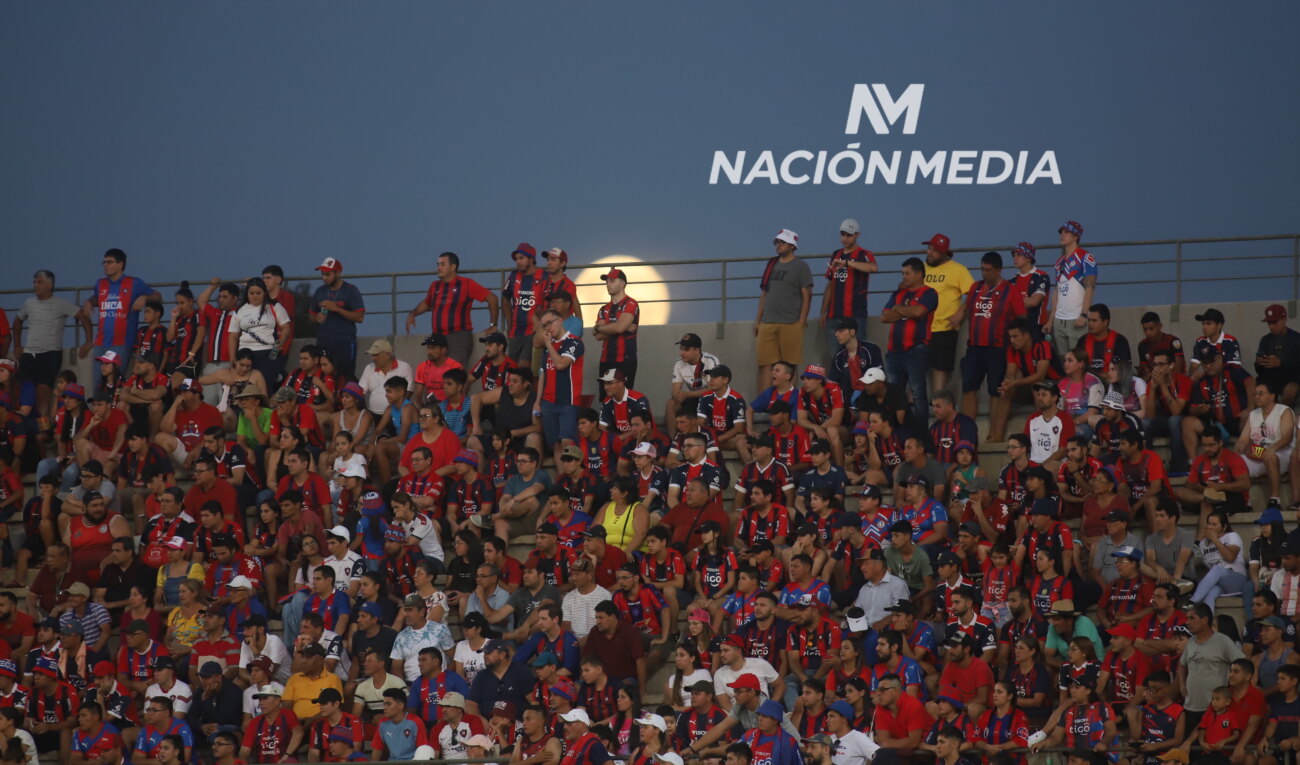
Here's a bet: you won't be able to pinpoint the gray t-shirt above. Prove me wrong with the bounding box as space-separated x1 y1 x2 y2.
1145 527 1197 578
503 470 553 499
893 458 946 494
17 295 81 354
1181 631 1243 711
883 546 933 593
1092 532 1142 583
760 257 813 324
506 583 562 627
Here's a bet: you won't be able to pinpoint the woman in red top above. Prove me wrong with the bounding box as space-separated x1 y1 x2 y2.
1080 467 1128 546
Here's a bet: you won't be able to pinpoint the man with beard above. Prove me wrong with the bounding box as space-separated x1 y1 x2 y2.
309 257 366 377
60 491 129 582
996 587 1048 667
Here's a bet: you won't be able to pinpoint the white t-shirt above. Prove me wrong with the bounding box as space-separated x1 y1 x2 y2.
358 359 415 416
453 640 487 684
1199 531 1247 577
670 668 714 706
1026 412 1069 464
831 729 881 765
238 634 291 684
671 352 721 390
713 658 779 701
401 512 445 561
230 302 289 352
330 453 369 481
561 584 612 641
145 679 194 714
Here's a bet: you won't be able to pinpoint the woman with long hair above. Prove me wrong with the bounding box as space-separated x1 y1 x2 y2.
118 584 165 642
330 383 375 461
453 611 496 684
1003 636 1052 726
291 533 327 596
663 641 711 711
1035 679 1118 755
227 276 291 389
155 542 205 611
354 570 397 627
445 530 485 610
605 681 643 755
841 676 873 730
782 520 830 581
1060 348 1104 439
163 579 207 665
199 348 269 431
626 709 667 765
165 281 207 386
1249 508 1287 590
263 426 304 488
245 500 285 607
1054 636 1101 713
593 475 649 556
1080 466 1128 546
680 609 715 671
395 559 449 630
1190 509 1252 615
823 637 873 700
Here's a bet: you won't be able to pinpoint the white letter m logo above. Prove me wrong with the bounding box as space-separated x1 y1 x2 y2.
844 83 925 135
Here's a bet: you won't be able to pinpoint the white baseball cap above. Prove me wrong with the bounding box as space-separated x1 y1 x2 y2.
560 709 592 725
631 442 657 458
840 218 861 236
414 746 436 760
859 367 886 385
227 575 253 590
252 682 284 698
655 755 685 765
339 464 367 479
774 229 799 248
1101 391 1127 410
634 713 667 732
326 525 352 543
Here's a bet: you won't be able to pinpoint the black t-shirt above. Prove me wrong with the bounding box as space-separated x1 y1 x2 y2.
98 558 156 603
495 390 537 438
351 625 398 666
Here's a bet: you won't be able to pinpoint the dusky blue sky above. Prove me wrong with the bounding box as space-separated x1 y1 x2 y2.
3 2 1297 324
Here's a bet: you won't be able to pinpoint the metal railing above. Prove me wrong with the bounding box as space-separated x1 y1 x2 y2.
2 233 1296 342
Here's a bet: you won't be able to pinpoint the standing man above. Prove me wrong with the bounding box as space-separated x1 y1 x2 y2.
820 218 877 349
537 248 583 320
1009 242 1051 330
920 233 975 395
14 269 93 424
1256 303 1300 405
88 248 159 388
406 251 500 367
593 268 640 388
536 310 585 463
1043 220 1097 360
309 257 366 379
755 229 813 385
960 251 1025 420
1178 602 1243 733
881 258 938 426
502 243 543 365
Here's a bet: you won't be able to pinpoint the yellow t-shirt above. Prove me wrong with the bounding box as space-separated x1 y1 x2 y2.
283 671 344 719
923 259 975 332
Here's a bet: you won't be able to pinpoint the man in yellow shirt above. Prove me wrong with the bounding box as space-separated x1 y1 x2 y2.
281 642 344 726
921 233 975 393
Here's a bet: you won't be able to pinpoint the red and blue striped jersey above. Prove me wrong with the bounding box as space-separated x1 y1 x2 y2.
722 588 760 627
883 286 938 352
537 273 578 308
981 560 1019 607
1079 330 1132 376
1062 702 1114 751
599 391 651 435
798 383 844 425
691 547 740 598
557 471 598 515
824 247 877 318
1139 701 1184 748
309 712 366 753
998 613 1048 647
735 459 794 496
737 618 790 666
633 465 668 502
1100 648 1150 704
929 414 979 464
470 355 516 391
697 388 746 432
901 498 948 542
579 430 622 480
1028 574 1074 618
861 506 895 549
167 309 204 369
1092 413 1143 462
123 371 169 399
120 444 173 488
1007 339 1063 379
447 477 495 521
543 510 592 551
998 460 1039 507
925 713 981 747
1191 366 1254 428
639 549 685 585
667 460 723 494
1011 268 1052 326
94 275 152 346
396 470 445 511
502 270 542 337
27 679 79 724
116 640 167 684
423 276 489 334
1102 575 1154 624
612 584 668 634
1019 520 1073 573
305 590 352 632
284 369 336 406
526 548 573 588
772 425 811 467
978 708 1031 755
1119 450 1168 506
966 279 1025 348
541 333 584 405
382 549 422 598
786 617 842 673
201 304 237 363
738 505 790 544
132 323 168 359
597 297 639 363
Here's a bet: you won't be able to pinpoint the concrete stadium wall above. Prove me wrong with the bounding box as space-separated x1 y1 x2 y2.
62 298 1297 411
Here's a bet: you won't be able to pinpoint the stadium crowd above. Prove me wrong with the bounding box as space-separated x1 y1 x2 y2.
0 221 1296 765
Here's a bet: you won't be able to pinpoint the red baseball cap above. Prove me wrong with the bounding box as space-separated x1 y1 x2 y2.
315 257 343 272
727 673 761 691
93 660 116 676
600 268 628 283
922 234 951 253
1109 622 1138 641
1264 304 1288 322
512 243 537 261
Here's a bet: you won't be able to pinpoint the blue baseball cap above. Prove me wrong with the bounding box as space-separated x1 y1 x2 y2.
757 699 785 720
359 601 385 619
826 700 855 720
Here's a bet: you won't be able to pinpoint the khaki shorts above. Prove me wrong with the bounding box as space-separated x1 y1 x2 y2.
755 322 805 367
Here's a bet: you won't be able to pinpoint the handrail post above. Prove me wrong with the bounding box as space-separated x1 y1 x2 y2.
1292 235 1299 306
1172 241 1183 323
717 261 727 339
389 275 398 338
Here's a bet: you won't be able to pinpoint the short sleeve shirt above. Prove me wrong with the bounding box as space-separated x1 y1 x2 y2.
924 259 976 332
759 258 813 324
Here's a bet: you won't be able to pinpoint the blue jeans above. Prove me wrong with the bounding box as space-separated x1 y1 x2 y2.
36 458 80 491
1191 566 1252 615
1143 414 1187 469
539 401 578 447
885 345 930 424
281 590 309 645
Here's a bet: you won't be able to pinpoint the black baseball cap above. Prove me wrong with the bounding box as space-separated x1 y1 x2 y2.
1195 308 1225 324
706 364 732 379
678 333 702 349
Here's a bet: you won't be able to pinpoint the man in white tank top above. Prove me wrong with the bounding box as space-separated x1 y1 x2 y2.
1237 380 1295 509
